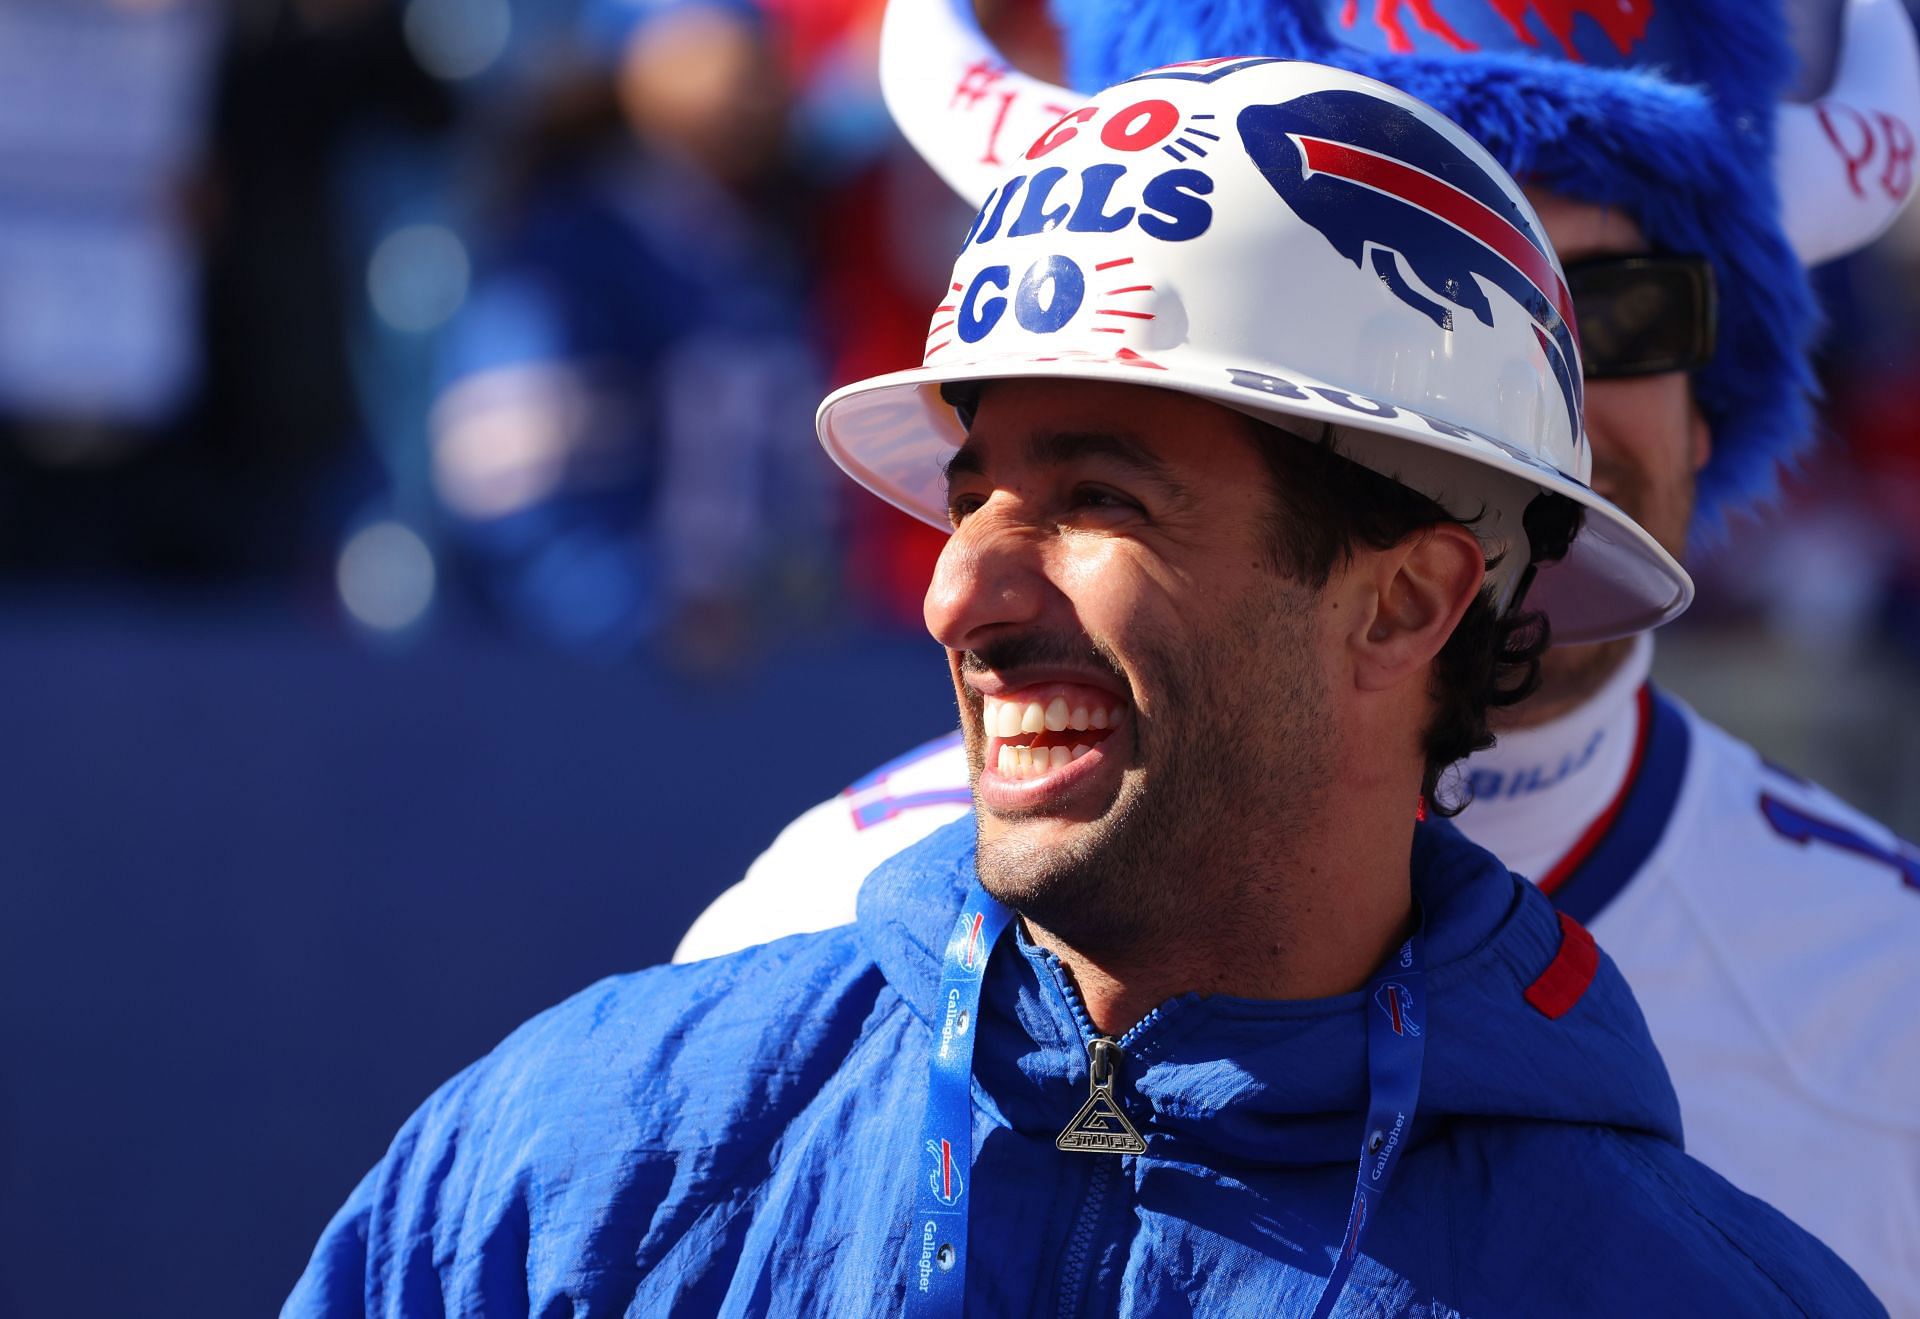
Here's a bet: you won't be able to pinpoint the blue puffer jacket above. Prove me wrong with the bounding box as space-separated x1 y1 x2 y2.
286 819 1880 1316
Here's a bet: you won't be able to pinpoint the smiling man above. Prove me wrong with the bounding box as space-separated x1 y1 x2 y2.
929 377 1512 1031
288 59 1880 1317
943 382 1440 1020
679 0 1920 1305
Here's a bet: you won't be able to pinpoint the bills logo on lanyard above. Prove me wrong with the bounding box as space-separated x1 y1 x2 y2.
954 911 987 970
1375 981 1421 1037
925 1138 964 1206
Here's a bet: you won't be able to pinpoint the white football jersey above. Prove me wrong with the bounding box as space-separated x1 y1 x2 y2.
674 639 1920 1311
674 734 973 964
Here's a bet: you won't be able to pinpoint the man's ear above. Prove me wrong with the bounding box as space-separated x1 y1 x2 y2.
1350 524 1486 694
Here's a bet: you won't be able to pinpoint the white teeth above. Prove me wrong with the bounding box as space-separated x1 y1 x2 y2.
985 695 1128 781
995 701 1023 738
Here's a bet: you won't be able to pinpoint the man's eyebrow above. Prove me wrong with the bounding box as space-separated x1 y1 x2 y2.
1026 430 1174 481
943 430 1180 489
944 445 984 486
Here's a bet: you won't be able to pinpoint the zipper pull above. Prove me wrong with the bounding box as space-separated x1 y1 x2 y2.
1056 1037 1147 1155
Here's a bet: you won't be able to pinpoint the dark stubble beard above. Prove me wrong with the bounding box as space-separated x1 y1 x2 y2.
966 578 1334 959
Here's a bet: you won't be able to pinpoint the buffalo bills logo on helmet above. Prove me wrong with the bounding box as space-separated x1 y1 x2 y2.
1237 90 1582 447
926 1137 965 1205
1376 981 1421 1036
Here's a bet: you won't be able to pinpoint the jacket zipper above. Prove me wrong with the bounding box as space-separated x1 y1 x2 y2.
1056 1150 1115 1319
1042 953 1180 1317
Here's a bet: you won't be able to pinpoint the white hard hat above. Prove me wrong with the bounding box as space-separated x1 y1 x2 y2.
817 58 1692 643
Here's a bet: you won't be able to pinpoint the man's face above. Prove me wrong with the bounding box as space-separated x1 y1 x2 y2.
925 379 1334 947
1521 192 1713 716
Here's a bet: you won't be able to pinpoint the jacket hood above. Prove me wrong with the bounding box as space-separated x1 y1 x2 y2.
857 816 1681 1169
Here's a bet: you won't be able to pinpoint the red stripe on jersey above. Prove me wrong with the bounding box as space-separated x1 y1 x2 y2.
1537 686 1653 896
1525 911 1600 1020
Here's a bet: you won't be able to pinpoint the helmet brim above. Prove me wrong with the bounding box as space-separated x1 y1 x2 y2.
818 351 1691 646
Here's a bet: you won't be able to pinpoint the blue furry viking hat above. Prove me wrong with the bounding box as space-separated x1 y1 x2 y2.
879 0 1920 541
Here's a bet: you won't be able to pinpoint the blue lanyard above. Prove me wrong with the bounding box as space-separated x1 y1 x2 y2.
1309 925 1427 1319
906 882 1427 1318
907 885 1016 1314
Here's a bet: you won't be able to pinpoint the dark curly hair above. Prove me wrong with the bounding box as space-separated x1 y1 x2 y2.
1247 417 1581 816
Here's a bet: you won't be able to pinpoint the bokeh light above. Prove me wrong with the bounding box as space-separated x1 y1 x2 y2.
403 0 512 83
366 223 471 334
336 520 437 632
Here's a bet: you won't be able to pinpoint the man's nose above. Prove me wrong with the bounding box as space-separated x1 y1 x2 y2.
924 508 1049 652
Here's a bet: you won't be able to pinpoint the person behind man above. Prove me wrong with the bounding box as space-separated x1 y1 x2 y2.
430 0 826 657
677 0 1920 1304
288 59 1881 1315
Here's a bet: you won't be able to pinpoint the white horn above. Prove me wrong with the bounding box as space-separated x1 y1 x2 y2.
879 0 1085 203
1777 0 1920 265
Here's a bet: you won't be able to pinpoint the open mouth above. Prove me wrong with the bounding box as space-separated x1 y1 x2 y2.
982 690 1127 781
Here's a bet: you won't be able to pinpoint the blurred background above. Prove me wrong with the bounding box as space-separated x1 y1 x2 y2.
0 1 1912 1314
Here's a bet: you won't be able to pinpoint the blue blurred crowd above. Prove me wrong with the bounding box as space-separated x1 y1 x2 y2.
0 0 1064 663
1 0 1914 663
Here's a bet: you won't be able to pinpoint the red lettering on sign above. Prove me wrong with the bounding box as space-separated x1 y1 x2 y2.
1098 100 1181 152
1818 101 1876 197
1879 112 1915 200
1815 102 1917 202
977 91 1073 168
951 60 1004 110
979 90 1017 166
1027 106 1097 160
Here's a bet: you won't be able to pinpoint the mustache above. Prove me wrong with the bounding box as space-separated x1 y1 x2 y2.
959 633 1129 688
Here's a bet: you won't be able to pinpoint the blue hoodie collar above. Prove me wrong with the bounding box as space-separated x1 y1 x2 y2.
859 817 1681 1167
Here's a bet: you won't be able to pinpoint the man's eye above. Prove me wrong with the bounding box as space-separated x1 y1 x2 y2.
1070 486 1138 515
947 493 985 526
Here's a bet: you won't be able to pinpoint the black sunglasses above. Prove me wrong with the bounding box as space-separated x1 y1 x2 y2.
1564 255 1718 380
